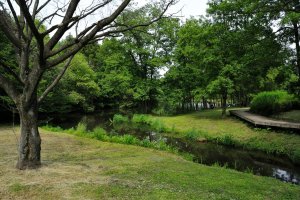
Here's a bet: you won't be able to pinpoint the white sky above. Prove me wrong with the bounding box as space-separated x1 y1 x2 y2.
169 0 209 19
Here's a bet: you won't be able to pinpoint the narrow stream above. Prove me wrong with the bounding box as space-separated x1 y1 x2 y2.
167 137 299 184
44 112 300 184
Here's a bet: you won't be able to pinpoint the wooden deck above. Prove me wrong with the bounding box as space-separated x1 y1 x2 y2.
229 109 300 130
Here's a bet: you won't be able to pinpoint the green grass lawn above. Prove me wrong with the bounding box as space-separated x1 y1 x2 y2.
0 126 299 199
155 109 300 164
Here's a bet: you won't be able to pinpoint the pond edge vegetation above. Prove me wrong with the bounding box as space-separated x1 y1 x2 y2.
43 112 300 166
41 122 195 162
119 113 300 165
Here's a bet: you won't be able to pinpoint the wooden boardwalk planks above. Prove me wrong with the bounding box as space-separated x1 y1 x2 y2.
229 109 300 130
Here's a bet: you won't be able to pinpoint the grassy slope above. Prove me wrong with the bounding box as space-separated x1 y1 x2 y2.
0 127 299 199
156 109 300 163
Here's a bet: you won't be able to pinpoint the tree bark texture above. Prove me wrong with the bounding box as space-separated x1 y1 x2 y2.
16 101 41 170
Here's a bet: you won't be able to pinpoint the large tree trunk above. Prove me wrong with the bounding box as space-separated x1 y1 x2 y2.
16 100 41 170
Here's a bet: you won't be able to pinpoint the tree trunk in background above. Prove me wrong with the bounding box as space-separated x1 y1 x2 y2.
16 98 41 170
221 93 227 117
293 21 300 88
202 96 207 109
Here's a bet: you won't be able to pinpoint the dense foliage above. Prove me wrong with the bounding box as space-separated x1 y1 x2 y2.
250 91 299 116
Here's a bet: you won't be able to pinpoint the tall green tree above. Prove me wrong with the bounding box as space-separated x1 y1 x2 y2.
85 4 181 112
39 53 100 113
208 0 300 93
165 19 212 111
94 38 134 108
118 5 180 111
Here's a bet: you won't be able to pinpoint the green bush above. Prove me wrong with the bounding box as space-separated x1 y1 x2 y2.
115 134 140 145
132 114 152 125
221 134 235 146
151 119 167 132
207 134 236 146
93 127 109 140
250 90 298 116
112 114 129 124
185 129 200 140
74 123 87 135
132 114 167 133
41 125 63 132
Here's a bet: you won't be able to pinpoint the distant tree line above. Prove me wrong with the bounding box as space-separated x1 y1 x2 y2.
1 0 299 116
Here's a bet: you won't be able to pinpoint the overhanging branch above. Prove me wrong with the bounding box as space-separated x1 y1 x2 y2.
0 74 20 103
0 60 23 85
38 55 74 104
0 10 21 48
46 0 81 50
46 0 132 68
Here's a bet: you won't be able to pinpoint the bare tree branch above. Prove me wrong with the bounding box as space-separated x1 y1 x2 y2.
93 0 175 42
18 0 45 65
0 59 23 85
46 0 132 68
38 55 74 104
0 10 21 48
45 24 115 59
0 74 20 103
38 8 65 29
7 0 26 40
36 0 51 14
32 0 39 19
76 0 113 22
41 16 79 36
46 0 81 50
18 0 41 42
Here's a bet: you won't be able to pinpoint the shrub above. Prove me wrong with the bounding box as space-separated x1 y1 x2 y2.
132 114 152 125
206 134 237 146
151 119 167 132
153 140 173 151
112 114 129 124
131 114 167 133
41 125 63 132
291 149 300 165
93 127 109 140
185 129 200 140
222 134 235 146
74 123 87 135
250 90 298 116
141 138 152 147
117 134 140 145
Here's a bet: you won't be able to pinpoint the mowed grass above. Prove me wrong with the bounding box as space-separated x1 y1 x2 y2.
0 126 299 199
155 109 300 163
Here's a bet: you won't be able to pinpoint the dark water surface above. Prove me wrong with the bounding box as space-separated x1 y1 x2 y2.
43 111 300 184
